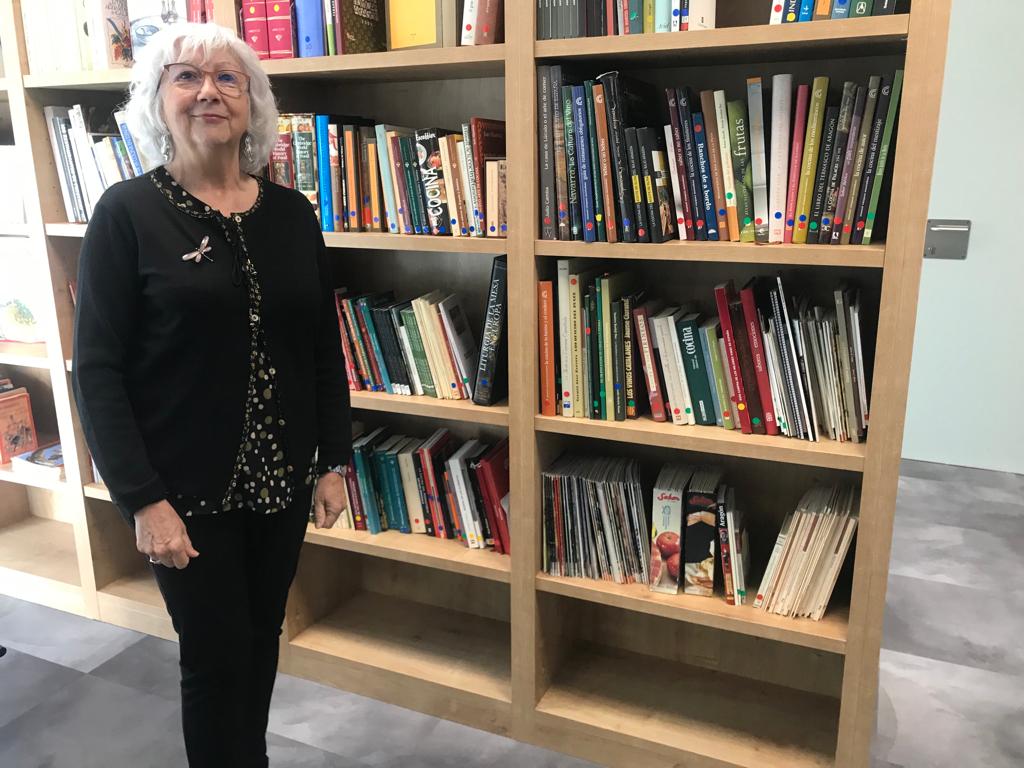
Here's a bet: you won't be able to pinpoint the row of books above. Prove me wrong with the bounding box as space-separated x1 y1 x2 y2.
769 0 904 23
242 0 503 60
334 257 508 406
539 267 869 443
537 0 717 40
344 424 511 553
22 0 214 75
537 67 903 247
542 455 855 619
44 106 152 224
271 114 507 237
754 483 859 620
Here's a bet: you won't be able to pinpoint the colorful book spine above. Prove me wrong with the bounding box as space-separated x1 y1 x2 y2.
768 74 793 243
538 67 557 240
819 82 858 243
242 2 271 59
552 67 571 241
798 0 814 21
539 281 557 416
746 78 771 244
676 315 715 426
597 71 636 243
624 127 651 242
783 0 800 22
585 82 607 243
677 88 707 241
739 281 779 435
863 70 904 245
666 89 695 241
699 91 729 239
807 106 840 244
769 2 785 23
852 73 896 244
374 125 399 233
813 0 833 19
850 0 874 17
268 1 296 58
727 100 755 243
714 282 752 433
314 115 333 231
592 84 618 242
692 112 719 241
835 76 879 245
702 320 734 429
793 75 829 244
562 86 583 241
295 0 326 57
831 0 851 18
784 83 809 244
572 85 597 243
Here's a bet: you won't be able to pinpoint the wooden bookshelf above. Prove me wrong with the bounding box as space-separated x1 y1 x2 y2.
0 0 953 765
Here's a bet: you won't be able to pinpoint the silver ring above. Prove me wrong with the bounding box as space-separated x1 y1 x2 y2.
149 557 160 565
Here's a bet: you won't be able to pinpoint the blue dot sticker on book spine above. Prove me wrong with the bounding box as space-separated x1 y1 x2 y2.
481 379 488 386
775 211 783 219
719 209 726 217
373 216 379 223
461 227 468 235
451 218 457 225
450 382 457 389
490 225 496 232
500 224 507 232
390 223 396 231
438 225 446 233
787 218 794 227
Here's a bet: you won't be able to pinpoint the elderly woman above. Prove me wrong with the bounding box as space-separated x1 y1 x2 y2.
71 23 351 767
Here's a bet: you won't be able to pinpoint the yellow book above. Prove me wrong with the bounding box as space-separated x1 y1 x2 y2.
793 76 830 245
386 0 441 50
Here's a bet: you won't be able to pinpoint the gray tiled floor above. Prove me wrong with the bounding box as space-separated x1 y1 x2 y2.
0 459 1021 767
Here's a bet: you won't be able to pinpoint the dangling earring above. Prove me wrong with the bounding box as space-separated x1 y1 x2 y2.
160 133 174 162
242 133 255 164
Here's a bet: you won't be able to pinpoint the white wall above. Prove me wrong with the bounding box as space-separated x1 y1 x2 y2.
902 0 1024 474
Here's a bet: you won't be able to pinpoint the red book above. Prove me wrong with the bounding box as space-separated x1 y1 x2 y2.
341 297 373 389
461 0 503 45
469 118 505 230
345 462 366 530
784 84 809 244
388 134 413 235
242 2 271 59
739 279 779 435
267 1 296 60
418 431 454 539
204 0 215 21
538 280 557 416
632 300 668 422
714 281 753 434
187 0 205 22
442 468 465 543
354 300 385 391
728 298 767 435
477 439 510 555
333 290 363 391
606 0 616 34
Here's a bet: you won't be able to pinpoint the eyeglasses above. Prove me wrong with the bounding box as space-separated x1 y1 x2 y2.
162 63 250 97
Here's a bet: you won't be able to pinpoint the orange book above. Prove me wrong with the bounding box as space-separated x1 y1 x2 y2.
538 280 557 416
0 388 38 464
367 139 384 232
343 126 362 231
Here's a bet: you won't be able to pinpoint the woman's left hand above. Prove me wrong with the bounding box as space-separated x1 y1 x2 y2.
312 472 347 529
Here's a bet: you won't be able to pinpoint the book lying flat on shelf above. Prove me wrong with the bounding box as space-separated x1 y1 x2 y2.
11 442 65 482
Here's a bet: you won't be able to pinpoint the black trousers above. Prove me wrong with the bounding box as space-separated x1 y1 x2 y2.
151 489 312 768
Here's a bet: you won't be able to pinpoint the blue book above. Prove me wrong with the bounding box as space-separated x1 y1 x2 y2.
357 297 394 394
831 0 851 17
374 124 401 233
691 112 719 241
371 443 397 530
783 0 801 22
676 88 706 241
113 112 144 175
295 0 325 58
314 115 333 231
352 427 389 534
571 85 596 243
799 0 815 20
386 450 412 533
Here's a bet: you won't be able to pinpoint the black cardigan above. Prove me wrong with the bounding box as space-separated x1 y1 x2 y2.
72 171 352 523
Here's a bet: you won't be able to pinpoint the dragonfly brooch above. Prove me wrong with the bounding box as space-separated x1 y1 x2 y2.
182 235 213 264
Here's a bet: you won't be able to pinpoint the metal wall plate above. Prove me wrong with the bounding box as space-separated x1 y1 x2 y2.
924 219 971 260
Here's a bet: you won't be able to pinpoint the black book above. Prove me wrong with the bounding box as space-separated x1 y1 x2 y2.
819 82 859 245
473 255 509 406
371 304 410 394
538 67 557 239
623 127 651 243
621 290 647 419
412 451 435 537
415 128 452 236
431 441 457 538
596 71 637 242
537 0 550 40
636 127 664 244
550 65 571 241
465 444 494 546
611 299 626 420
872 0 897 13
587 291 601 419
562 84 584 240
851 75 894 245
807 106 840 244
676 87 707 241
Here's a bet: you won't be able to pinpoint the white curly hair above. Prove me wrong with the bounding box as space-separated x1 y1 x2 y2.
123 22 278 174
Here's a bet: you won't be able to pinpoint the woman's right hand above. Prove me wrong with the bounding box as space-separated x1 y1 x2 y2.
135 500 200 569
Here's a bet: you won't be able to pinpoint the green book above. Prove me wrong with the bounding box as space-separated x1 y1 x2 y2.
676 313 716 426
595 275 607 420
400 306 437 398
587 292 601 419
863 69 904 245
702 320 735 431
600 272 639 421
850 0 874 16
727 99 755 243
584 81 607 242
644 0 655 32
793 76 830 245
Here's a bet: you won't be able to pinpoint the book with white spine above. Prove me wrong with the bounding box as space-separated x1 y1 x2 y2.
746 77 771 243
713 90 739 241
768 74 793 243
438 294 479 400
397 439 427 533
663 125 687 240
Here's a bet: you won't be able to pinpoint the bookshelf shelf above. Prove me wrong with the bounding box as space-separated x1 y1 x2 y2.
23 67 132 90
306 524 510 583
0 463 67 490
44 222 86 238
323 231 508 253
83 482 110 501
535 645 839 768
261 44 506 82
535 15 909 66
286 591 512 732
535 413 866 472
350 390 509 426
535 239 886 268
0 340 50 368
536 573 847 654
0 221 31 237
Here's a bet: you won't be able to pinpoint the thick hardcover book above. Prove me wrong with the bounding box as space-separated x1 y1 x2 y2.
727 295 766 434
633 300 668 422
727 100 755 243
852 74 894 244
338 0 386 53
713 91 740 241
415 128 453 235
746 78 771 243
691 113 719 241
676 88 706 241
474 255 508 406
624 127 651 242
664 125 687 240
477 439 511 554
571 85 597 242
666 89 695 241
699 91 730 240
587 292 602 419
584 82 607 242
819 81 858 243
538 67 557 239
562 86 583 240
739 279 779 435
768 74 793 243
636 127 665 243
863 69 904 245
360 127 380 230
294 0 325 57
462 0 503 44
713 281 753 433
242 2 271 59
807 106 840 244
387 133 410 233
328 123 343 231
652 145 677 243
597 71 646 243
676 314 715 426
267 0 296 58
592 84 618 242
799 0 814 21
539 280 557 416
834 76 879 245
399 135 428 234
342 126 362 229
793 76 829 244
551 66 571 240
784 84 809 244
291 114 319 212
